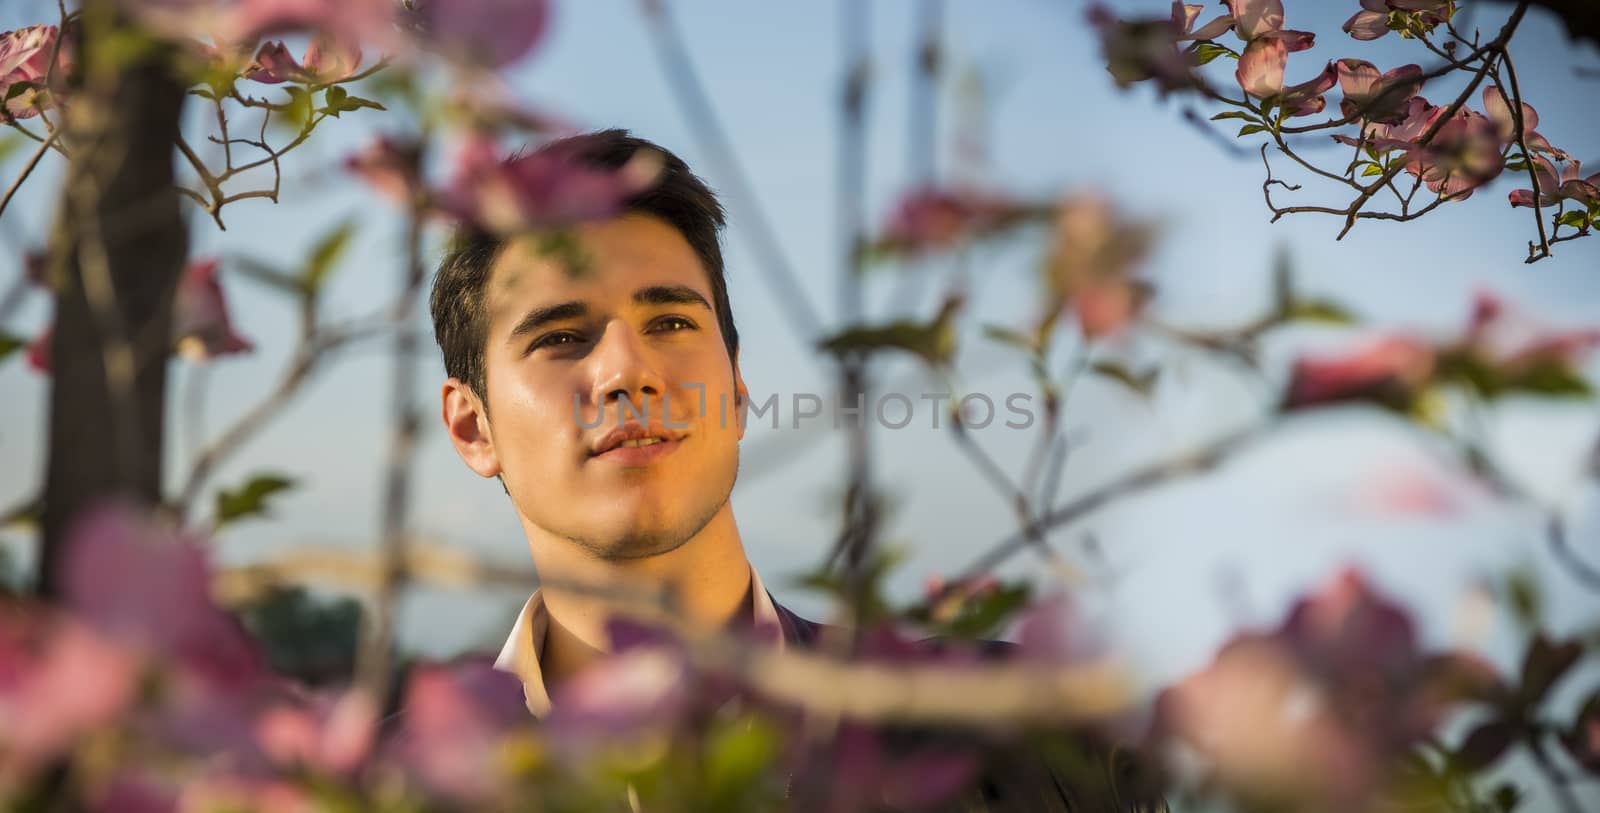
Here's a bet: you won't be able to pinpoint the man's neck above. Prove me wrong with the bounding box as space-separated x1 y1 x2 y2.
521 503 752 691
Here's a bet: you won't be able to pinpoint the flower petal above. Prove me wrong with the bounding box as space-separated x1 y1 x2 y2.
1236 36 1286 99
1343 9 1389 40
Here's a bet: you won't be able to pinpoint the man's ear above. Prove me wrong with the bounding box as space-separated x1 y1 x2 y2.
442 378 502 478
731 350 750 441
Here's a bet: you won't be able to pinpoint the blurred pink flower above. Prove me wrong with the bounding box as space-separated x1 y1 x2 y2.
60 501 263 685
1508 156 1600 209
395 657 529 803
255 689 378 776
1155 568 1499 808
1044 194 1155 340
1404 107 1504 200
220 0 398 49
440 134 662 233
0 615 140 786
174 258 255 362
878 185 1033 256
408 0 551 69
1335 59 1423 122
243 34 362 84
829 723 981 813
544 639 692 752
1283 334 1436 410
1331 95 1437 154
1459 289 1600 374
0 24 71 119
1087 5 1197 92
1344 0 1456 41
1481 85 1566 158
1173 2 1236 41
345 135 425 205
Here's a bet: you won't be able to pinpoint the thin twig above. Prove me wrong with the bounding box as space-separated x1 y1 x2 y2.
0 129 60 219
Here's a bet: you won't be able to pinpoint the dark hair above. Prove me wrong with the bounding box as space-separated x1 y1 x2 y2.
429 129 737 401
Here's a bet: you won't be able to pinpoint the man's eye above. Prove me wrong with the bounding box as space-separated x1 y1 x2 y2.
654 316 697 332
532 332 582 351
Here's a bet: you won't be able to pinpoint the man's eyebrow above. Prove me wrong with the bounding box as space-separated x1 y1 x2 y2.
508 301 588 340
634 284 713 311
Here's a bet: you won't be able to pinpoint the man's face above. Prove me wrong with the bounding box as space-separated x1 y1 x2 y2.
456 214 747 560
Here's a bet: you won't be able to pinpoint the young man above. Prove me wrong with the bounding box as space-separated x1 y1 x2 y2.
430 130 1165 811
431 129 811 714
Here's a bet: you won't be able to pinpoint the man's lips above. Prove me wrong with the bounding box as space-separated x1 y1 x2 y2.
588 422 687 465
588 435 684 466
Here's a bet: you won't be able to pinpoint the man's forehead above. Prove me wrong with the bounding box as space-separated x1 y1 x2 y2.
482 220 711 327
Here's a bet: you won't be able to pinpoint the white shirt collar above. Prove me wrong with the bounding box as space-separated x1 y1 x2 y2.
493 564 784 717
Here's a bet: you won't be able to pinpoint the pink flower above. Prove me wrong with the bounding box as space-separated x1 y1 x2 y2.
1335 59 1423 122
543 641 692 752
1236 45 1332 116
1087 5 1198 92
1481 85 1567 158
878 185 1033 255
1045 194 1155 338
395 657 530 803
1403 107 1505 200
1283 334 1436 410
255 689 378 776
243 35 362 84
1344 0 1455 41
219 0 398 49
826 723 981 813
0 24 72 119
1153 568 1499 808
345 135 424 205
60 501 263 685
1458 289 1600 377
1172 2 1236 41
174 258 254 362
0 614 141 784
1508 156 1600 209
26 258 252 374
407 0 552 70
440 133 663 233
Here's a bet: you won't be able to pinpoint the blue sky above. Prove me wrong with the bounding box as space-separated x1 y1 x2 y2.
4 1 1600 760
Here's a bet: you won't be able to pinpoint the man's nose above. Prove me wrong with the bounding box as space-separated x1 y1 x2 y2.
587 319 667 415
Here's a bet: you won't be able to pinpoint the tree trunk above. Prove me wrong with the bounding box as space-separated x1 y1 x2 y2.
38 12 188 598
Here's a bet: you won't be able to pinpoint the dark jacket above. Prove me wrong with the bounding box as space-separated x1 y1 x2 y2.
769 598 1170 813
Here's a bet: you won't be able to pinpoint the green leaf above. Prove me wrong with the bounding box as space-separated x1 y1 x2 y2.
1362 163 1386 177
1209 110 1255 123
325 85 348 107
0 132 24 164
1090 360 1160 399
300 220 357 295
0 332 24 363
215 474 297 528
1237 123 1267 137
817 297 963 367
1557 210 1590 230
1190 42 1236 65
335 94 385 114
981 324 1038 353
1286 299 1357 325
1518 634 1581 708
943 583 1032 639
703 717 779 804
282 86 314 130
1504 357 1593 399
1272 249 1295 315
1504 159 1529 173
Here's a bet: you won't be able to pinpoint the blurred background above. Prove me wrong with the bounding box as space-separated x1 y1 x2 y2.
1 0 1597 713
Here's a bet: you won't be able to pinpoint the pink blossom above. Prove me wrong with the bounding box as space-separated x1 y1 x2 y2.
1237 40 1335 115
828 723 981 813
345 135 424 205
219 0 399 49
0 615 140 785
174 258 254 362
544 640 692 752
1283 334 1436 410
1344 0 1455 41
1045 194 1155 338
395 657 530 803
1154 568 1499 808
60 501 263 685
0 24 71 119
1459 289 1600 376
878 185 1033 255
243 35 362 84
1481 85 1567 158
408 0 552 70
440 133 663 234
1508 156 1600 209
1403 107 1504 200
255 689 378 776
1335 59 1423 122
1172 2 1235 41
1087 5 1197 92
